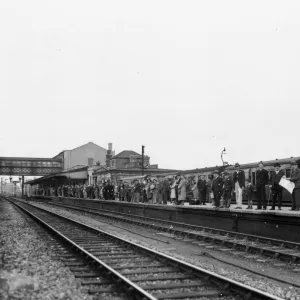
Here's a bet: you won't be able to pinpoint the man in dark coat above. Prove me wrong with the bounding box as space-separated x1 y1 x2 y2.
133 180 141 202
106 180 115 200
211 170 223 208
162 178 170 205
102 182 108 200
197 174 207 205
221 172 233 208
255 161 269 210
269 163 284 210
290 159 300 211
232 163 245 209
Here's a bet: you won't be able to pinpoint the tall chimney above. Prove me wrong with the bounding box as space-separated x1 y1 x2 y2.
106 143 113 167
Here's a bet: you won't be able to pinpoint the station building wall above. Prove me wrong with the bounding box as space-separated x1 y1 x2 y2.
63 142 107 170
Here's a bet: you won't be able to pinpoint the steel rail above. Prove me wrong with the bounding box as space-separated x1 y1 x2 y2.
43 200 300 262
7 198 157 300
43 198 300 247
8 198 284 300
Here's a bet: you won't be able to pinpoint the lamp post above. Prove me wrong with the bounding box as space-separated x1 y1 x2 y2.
221 147 227 166
19 176 22 198
141 145 145 175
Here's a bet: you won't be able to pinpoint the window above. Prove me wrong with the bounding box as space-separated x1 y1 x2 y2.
88 158 94 167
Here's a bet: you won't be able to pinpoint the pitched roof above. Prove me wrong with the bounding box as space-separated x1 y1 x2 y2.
70 142 107 152
112 150 141 159
52 142 107 158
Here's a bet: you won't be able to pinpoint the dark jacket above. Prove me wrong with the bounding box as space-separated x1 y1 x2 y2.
232 170 245 188
197 179 206 193
212 176 223 194
291 168 300 189
270 170 284 189
134 183 141 193
246 183 255 200
256 169 269 187
222 177 233 194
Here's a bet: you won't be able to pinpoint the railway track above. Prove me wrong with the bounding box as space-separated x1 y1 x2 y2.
5 197 282 300
39 199 300 267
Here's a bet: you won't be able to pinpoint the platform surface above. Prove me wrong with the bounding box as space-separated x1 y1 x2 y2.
173 202 299 217
29 195 300 242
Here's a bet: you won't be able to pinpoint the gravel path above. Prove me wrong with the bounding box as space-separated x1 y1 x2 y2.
0 199 93 300
31 201 300 300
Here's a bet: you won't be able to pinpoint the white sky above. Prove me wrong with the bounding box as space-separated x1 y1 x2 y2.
0 0 299 171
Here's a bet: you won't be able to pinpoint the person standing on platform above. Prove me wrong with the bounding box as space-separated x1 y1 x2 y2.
170 177 177 204
255 161 269 210
269 163 284 210
83 184 87 199
245 178 254 209
133 180 141 203
221 172 232 208
177 174 187 205
124 183 131 202
290 159 300 211
157 177 164 204
119 182 125 201
232 163 245 209
206 175 213 205
151 179 159 204
211 170 223 208
107 180 115 200
74 184 79 198
162 177 170 205
192 180 199 199
197 174 207 205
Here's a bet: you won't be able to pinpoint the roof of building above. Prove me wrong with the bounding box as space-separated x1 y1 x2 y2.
0 156 62 162
70 142 107 152
111 150 141 159
25 166 88 185
53 142 107 159
93 167 180 175
181 165 227 174
226 156 300 170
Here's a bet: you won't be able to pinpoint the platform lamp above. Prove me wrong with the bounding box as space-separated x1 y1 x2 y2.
221 147 227 166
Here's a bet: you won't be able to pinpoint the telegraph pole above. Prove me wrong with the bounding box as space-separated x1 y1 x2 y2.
141 145 145 175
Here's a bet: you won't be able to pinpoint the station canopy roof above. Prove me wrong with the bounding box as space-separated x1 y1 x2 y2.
25 166 88 185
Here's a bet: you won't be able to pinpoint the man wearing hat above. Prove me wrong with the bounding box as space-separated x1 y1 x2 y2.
211 170 223 208
255 161 269 210
269 163 284 210
221 171 233 208
232 163 245 209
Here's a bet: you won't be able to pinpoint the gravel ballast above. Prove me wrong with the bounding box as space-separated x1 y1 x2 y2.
0 199 93 300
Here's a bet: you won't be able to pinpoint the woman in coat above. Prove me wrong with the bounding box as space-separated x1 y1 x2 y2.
290 159 300 211
170 177 177 204
178 174 187 205
192 180 199 199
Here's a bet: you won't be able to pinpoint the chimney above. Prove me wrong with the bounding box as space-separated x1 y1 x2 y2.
106 143 113 167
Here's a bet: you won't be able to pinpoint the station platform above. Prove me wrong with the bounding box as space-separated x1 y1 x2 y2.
32 196 300 243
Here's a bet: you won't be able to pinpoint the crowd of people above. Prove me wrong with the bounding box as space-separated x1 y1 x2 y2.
34 174 210 205
33 158 300 210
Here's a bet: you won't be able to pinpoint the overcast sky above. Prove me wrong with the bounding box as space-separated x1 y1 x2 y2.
0 0 299 171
